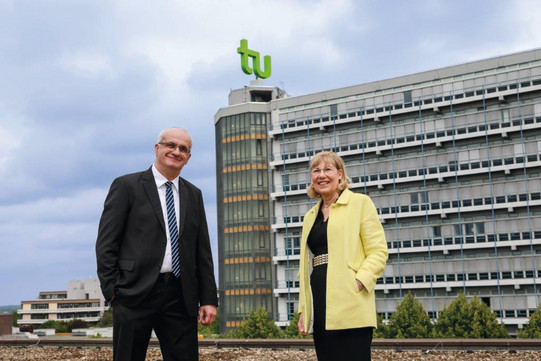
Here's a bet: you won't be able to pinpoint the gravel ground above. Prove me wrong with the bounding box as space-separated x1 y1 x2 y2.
1 346 541 361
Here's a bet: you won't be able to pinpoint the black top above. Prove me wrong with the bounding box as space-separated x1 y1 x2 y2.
307 204 328 256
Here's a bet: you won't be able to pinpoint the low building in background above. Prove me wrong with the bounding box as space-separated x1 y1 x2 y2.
17 278 107 328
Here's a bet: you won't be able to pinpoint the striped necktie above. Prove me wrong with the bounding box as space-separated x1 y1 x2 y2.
165 181 181 277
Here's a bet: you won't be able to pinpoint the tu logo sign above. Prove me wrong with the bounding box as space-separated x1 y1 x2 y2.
237 39 272 79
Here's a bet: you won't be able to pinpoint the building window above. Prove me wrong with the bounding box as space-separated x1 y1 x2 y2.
259 233 267 249
256 139 263 156
287 300 298 320
258 201 265 217
31 314 48 319
403 91 412 105
330 104 338 120
465 223 474 236
285 236 300 256
31 304 49 310
476 223 485 235
257 170 264 187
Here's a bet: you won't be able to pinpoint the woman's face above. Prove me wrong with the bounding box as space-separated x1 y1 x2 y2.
310 161 343 198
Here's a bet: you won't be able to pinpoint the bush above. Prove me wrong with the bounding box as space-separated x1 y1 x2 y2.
228 308 283 339
382 292 433 338
11 311 21 327
39 320 69 333
435 293 508 338
96 307 113 327
68 319 89 331
518 304 541 338
283 312 312 339
373 313 386 338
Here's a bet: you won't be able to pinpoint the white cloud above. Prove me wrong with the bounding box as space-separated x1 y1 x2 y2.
509 0 541 51
59 50 113 78
0 188 106 223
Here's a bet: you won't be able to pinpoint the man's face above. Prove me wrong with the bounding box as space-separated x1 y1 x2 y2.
154 129 192 176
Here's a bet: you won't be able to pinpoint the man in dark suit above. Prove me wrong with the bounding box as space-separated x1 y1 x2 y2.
96 127 218 361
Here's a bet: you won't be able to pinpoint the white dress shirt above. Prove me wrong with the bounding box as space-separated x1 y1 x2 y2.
152 165 180 274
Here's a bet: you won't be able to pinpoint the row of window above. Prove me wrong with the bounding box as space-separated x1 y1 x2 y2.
276 231 541 257
378 269 541 285
220 295 273 323
278 153 541 193
387 231 541 249
30 304 48 309
57 312 100 319
379 191 541 216
379 308 537 320
279 191 540 224
38 294 66 300
57 302 99 309
277 116 541 163
277 78 541 130
278 280 300 288
222 232 270 257
220 113 267 138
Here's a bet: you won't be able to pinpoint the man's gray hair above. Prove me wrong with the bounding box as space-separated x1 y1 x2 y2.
157 128 192 148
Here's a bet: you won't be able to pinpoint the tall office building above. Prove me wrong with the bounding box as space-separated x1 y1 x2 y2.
214 80 288 330
215 49 541 334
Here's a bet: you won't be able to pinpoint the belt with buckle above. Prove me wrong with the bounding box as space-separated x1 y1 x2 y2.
313 254 328 267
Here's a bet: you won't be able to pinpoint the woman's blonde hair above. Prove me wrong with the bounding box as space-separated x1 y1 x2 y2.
307 151 350 199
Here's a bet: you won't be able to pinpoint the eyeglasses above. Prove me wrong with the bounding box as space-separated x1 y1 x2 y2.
311 167 337 176
159 142 190 154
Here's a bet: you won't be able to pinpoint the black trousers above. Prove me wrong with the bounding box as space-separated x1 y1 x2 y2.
112 273 198 361
311 264 374 361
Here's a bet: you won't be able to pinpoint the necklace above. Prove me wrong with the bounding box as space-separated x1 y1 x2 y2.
323 195 339 208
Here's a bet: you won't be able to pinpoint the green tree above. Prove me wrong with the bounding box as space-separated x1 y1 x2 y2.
67 319 89 331
96 307 113 327
39 320 70 333
11 310 21 327
383 292 433 338
373 313 387 338
198 308 219 338
230 308 283 339
435 293 508 338
518 304 541 338
283 311 311 339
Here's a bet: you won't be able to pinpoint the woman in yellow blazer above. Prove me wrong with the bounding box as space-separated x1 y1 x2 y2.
297 151 388 361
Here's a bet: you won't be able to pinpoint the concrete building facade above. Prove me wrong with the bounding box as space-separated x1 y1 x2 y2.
17 278 107 327
215 49 541 334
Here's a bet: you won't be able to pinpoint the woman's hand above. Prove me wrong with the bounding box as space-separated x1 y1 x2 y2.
298 313 307 335
356 279 364 291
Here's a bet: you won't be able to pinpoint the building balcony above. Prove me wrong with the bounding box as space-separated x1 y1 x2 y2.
273 280 299 295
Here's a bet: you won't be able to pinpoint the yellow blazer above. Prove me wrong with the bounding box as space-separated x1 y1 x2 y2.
298 188 388 332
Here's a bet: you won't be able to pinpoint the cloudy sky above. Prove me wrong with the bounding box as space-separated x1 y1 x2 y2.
1 0 540 306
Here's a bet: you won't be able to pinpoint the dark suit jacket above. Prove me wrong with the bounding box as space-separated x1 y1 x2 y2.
96 167 218 316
